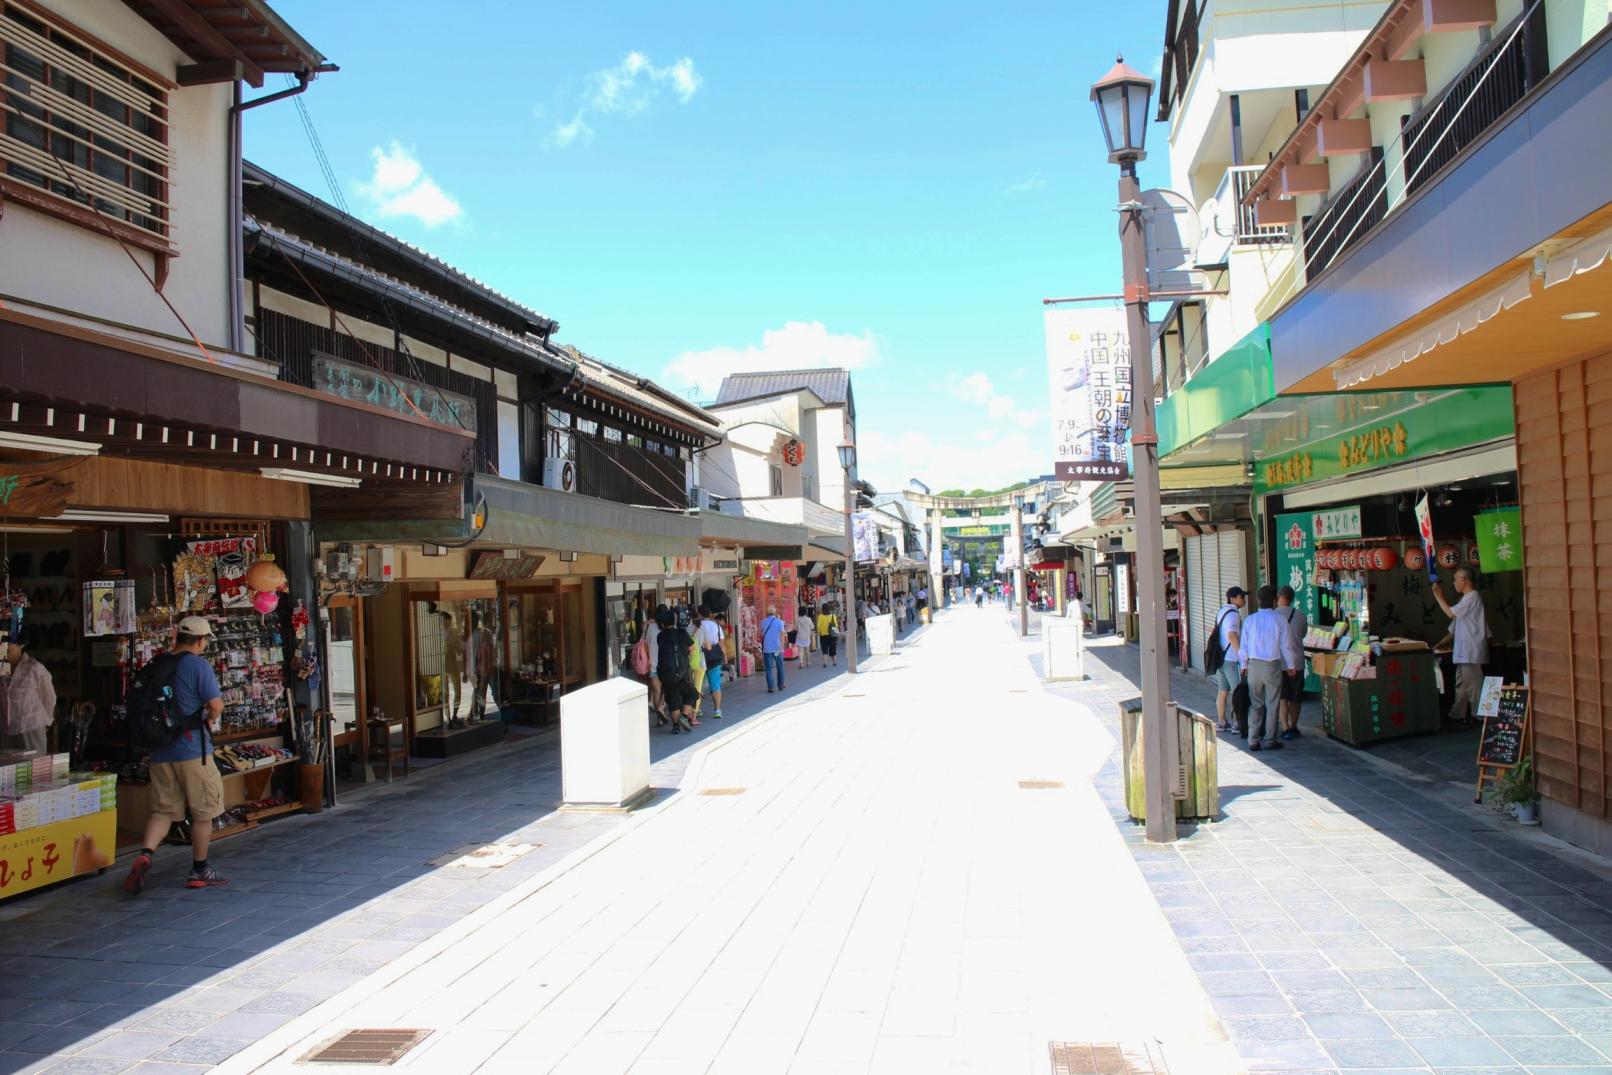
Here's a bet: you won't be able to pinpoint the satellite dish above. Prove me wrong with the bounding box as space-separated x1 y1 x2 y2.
1138 188 1207 295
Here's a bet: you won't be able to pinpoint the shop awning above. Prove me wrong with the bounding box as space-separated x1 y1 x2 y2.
807 536 849 560
697 510 810 561
474 475 700 557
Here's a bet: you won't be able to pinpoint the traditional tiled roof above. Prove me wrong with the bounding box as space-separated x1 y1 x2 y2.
714 369 854 410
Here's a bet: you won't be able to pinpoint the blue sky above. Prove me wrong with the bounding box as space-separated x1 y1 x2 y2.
245 1 1168 492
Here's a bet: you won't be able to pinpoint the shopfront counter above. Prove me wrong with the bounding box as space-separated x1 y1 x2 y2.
1317 649 1440 746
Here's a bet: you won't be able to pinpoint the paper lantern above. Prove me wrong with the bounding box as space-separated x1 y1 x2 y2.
252 590 280 614
1403 546 1425 571
1437 544 1460 569
245 559 286 594
1467 543 1481 566
1342 549 1359 570
1373 547 1399 572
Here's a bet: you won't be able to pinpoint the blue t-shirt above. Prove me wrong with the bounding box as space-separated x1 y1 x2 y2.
149 652 222 763
760 616 786 654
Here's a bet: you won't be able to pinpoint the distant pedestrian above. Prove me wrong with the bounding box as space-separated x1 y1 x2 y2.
760 605 788 692
656 607 698 733
1210 587 1246 733
794 606 815 671
123 616 229 895
1276 586 1307 740
696 606 725 720
1238 585 1302 751
816 605 840 667
646 604 667 723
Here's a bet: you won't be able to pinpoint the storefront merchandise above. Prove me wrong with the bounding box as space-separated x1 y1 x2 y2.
0 753 118 901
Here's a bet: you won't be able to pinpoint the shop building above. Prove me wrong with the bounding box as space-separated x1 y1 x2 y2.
0 2 470 870
240 165 770 779
1155 0 1612 845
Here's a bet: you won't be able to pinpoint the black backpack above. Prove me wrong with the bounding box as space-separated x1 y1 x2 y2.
660 630 692 685
128 653 203 753
1204 609 1234 674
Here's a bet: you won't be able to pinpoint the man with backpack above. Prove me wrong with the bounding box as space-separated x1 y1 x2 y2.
123 617 228 894
655 607 698 733
1207 587 1246 734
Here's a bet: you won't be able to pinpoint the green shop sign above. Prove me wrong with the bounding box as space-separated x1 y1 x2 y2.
1274 511 1321 692
1252 386 1514 497
1476 508 1523 572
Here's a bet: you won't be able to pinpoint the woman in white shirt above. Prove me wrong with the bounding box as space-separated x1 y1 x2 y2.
793 607 816 670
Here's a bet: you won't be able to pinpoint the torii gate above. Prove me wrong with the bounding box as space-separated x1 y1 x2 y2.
904 480 1068 609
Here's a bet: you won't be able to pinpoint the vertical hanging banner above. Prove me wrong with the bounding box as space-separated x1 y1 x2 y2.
1414 493 1439 583
1044 307 1132 481
851 512 880 562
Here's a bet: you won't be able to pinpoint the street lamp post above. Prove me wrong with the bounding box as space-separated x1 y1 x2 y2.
1092 55 1176 843
1012 492 1028 638
838 441 860 675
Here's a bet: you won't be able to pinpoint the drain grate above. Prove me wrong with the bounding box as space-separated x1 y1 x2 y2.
1048 1041 1167 1074
300 1028 432 1065
699 787 746 796
1019 780 1065 790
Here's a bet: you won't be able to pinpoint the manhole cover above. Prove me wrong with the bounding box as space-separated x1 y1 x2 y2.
300 1028 432 1065
699 787 746 796
1048 1041 1167 1074
428 842 538 869
1019 780 1065 790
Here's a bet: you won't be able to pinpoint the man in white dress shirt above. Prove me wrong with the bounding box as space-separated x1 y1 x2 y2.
1239 585 1303 751
1433 567 1489 723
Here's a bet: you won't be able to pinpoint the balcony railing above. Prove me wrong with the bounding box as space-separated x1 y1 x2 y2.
1199 166 1291 265
1300 147 1387 280
1402 11 1543 197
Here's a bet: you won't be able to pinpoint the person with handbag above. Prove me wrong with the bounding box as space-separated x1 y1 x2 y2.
696 606 725 720
1207 587 1246 733
816 605 841 667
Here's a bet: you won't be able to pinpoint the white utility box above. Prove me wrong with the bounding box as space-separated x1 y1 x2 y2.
866 613 895 655
561 677 651 809
1044 618 1086 682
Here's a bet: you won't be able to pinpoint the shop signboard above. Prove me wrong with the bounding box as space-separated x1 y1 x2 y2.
468 551 546 579
0 810 115 901
312 352 477 431
1044 306 1132 481
1311 506 1361 541
0 459 76 518
1475 508 1523 573
1275 512 1320 692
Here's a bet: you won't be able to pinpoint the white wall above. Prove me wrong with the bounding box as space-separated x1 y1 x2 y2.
813 405 853 512
0 0 232 346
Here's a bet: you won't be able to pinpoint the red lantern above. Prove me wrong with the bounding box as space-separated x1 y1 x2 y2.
781 439 807 467
1467 543 1481 566
1403 546 1425 571
1321 549 1336 570
1437 544 1460 569
1374 547 1399 572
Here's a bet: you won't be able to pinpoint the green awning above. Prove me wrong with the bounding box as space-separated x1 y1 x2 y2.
1159 322 1275 461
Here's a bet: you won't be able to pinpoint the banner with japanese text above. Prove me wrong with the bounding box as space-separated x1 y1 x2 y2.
1044 307 1132 481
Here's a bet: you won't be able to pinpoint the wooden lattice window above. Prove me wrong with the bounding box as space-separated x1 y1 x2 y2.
0 0 173 251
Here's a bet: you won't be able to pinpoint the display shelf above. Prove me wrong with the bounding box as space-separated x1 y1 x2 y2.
214 726 282 744
241 802 304 823
216 755 298 778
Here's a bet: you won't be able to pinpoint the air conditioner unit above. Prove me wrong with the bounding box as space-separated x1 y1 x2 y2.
543 457 577 493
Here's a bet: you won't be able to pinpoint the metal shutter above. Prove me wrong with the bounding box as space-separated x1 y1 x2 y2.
1217 530 1247 599
1186 534 1208 672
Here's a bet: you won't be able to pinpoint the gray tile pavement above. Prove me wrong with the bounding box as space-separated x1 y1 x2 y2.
1030 617 1612 1074
0 626 917 1075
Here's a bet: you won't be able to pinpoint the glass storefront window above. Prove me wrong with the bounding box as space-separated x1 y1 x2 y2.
325 604 358 732
416 597 499 722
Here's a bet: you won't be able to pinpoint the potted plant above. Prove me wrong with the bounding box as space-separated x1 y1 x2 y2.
1488 757 1538 825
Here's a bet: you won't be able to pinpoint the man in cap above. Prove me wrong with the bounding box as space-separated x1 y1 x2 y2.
124 616 228 894
1 617 56 755
1211 587 1246 733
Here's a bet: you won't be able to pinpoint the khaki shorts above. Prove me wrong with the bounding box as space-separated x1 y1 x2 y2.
148 758 226 822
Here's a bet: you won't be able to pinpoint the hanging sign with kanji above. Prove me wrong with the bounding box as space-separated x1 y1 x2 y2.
1475 508 1523 573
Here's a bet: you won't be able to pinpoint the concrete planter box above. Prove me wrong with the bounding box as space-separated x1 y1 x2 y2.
1043 619 1086 681
866 613 894 655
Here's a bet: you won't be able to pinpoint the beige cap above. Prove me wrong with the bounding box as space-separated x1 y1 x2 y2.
177 615 213 637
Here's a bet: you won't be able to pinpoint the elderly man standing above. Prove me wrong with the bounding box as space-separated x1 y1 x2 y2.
1239 585 1303 752
1433 567 1488 724
1 626 56 755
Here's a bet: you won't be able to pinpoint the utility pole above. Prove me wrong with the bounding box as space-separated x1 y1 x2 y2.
1012 494 1028 637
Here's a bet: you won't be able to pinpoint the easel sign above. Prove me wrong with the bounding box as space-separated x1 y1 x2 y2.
1475 685 1529 803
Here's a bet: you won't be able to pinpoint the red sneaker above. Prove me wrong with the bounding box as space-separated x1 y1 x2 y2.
185 865 229 889
122 852 151 896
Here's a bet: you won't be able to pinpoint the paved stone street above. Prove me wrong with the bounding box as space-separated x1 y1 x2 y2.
1037 621 1612 1074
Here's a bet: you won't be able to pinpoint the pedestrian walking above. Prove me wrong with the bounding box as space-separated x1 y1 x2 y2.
760 605 788 692
646 604 666 723
1 628 56 755
1238 585 1302 751
1210 587 1246 733
655 607 698 733
696 605 725 720
1276 585 1307 740
793 606 815 671
1432 567 1489 723
816 605 840 667
122 616 229 894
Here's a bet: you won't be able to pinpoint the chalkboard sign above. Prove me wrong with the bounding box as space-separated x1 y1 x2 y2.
1478 685 1528 767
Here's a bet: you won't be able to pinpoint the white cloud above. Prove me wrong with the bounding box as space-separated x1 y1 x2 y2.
860 427 1047 494
354 141 463 228
945 371 1040 429
666 321 879 398
549 51 701 147
1005 173 1048 194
